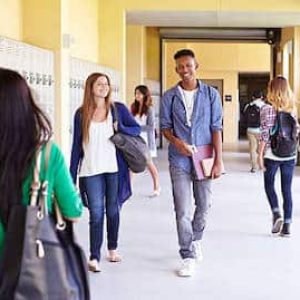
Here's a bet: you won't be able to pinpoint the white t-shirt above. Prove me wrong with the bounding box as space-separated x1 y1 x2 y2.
79 113 118 177
178 86 198 127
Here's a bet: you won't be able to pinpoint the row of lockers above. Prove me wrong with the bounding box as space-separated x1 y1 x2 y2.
0 36 55 124
0 36 121 143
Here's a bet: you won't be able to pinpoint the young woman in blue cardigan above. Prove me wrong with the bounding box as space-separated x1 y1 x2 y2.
70 72 140 272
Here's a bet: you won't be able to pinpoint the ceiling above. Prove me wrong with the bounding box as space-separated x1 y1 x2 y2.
126 11 300 28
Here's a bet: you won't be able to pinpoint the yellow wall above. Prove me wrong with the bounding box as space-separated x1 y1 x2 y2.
99 0 300 70
163 41 271 143
275 26 300 114
146 27 160 81
126 25 145 104
201 71 238 143
0 0 22 40
164 42 270 88
22 0 61 50
293 27 300 107
69 0 99 62
101 0 300 11
99 0 300 101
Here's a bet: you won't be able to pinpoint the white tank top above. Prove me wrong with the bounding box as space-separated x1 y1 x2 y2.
79 113 118 177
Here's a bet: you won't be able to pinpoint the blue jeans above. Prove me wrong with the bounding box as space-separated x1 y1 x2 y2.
82 172 119 261
169 165 212 259
264 158 295 223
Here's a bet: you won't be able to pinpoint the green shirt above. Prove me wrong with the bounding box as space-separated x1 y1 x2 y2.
0 142 83 256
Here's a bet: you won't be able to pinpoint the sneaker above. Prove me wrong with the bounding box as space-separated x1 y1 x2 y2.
280 223 291 237
177 258 196 277
193 240 203 262
88 259 101 272
272 213 283 234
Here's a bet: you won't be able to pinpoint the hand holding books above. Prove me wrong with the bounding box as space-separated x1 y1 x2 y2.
191 145 225 180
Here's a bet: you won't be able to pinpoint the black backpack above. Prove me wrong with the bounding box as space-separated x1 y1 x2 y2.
270 111 298 157
245 103 260 128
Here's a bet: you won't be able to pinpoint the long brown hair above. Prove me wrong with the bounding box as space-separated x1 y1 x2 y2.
80 73 112 144
0 68 52 225
267 76 296 113
130 85 153 117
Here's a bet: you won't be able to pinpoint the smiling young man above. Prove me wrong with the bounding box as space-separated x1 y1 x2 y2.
160 49 223 277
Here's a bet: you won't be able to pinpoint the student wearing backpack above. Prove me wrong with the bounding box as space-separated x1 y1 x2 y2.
258 76 298 237
243 90 265 172
160 49 223 277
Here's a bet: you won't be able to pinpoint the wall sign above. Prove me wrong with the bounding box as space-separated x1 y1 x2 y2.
225 95 232 102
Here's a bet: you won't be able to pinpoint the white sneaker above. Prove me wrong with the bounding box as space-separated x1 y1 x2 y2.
88 259 101 272
193 240 203 262
177 258 196 277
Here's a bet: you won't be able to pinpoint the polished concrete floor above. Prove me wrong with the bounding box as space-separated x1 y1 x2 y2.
75 142 300 300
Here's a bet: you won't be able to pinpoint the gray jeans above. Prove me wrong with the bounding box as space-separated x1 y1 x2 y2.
169 165 212 259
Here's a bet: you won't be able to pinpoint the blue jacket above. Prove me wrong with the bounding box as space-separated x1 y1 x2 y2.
160 80 223 174
70 102 141 205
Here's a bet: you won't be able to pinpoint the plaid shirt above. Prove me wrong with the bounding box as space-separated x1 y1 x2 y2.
260 104 299 151
260 104 277 149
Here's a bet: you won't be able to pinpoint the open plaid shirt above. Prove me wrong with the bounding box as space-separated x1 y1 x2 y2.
260 104 299 151
259 104 277 149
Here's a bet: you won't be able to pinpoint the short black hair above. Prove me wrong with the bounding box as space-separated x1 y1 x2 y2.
174 49 195 60
252 90 263 99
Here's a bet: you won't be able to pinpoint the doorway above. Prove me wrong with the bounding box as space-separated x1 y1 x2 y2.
238 73 270 139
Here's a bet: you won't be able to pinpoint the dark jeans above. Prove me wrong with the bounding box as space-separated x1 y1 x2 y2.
263 158 295 223
82 172 119 261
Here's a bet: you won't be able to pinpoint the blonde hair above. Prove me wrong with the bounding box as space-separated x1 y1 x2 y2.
80 73 112 144
267 76 296 113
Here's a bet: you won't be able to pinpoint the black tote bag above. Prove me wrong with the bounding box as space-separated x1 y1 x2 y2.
0 143 90 300
110 104 150 173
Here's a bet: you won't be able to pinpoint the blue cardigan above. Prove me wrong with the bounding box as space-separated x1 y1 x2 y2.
70 102 141 205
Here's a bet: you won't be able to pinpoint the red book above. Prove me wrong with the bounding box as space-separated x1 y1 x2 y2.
192 145 214 180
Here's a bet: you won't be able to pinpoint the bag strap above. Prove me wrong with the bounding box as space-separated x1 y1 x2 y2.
30 146 42 206
44 142 66 230
111 104 119 133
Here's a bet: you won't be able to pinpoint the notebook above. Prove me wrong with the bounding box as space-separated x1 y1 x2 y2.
201 157 215 178
191 145 214 180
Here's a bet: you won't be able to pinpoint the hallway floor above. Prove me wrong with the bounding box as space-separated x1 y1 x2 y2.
76 142 300 300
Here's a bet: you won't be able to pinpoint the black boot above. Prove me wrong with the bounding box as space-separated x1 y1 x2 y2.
280 223 291 237
272 212 283 234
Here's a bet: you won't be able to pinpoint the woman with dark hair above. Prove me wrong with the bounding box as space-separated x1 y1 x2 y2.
131 85 160 197
258 76 298 237
0 68 83 258
70 73 140 272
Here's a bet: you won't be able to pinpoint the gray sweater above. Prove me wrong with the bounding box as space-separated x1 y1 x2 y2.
140 107 156 153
